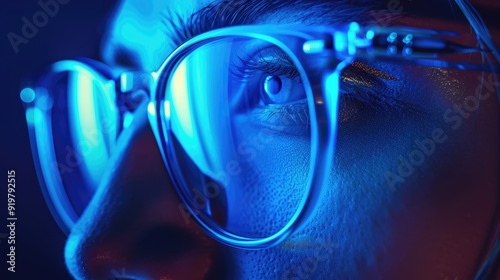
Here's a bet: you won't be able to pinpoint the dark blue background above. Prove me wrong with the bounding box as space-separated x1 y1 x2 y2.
2 1 117 279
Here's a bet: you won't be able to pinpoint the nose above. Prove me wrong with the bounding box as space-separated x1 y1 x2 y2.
64 104 234 280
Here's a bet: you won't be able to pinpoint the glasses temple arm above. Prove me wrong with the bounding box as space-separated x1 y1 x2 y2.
354 29 500 72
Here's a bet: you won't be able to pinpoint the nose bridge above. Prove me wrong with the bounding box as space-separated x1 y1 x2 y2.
119 71 153 94
115 71 154 120
64 103 220 280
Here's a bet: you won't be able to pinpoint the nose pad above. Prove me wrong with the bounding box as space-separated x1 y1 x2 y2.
64 103 231 280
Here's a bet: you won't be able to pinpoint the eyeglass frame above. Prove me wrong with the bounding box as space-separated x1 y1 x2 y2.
152 22 500 249
22 23 500 251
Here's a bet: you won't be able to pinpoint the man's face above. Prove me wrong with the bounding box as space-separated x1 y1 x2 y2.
63 0 500 279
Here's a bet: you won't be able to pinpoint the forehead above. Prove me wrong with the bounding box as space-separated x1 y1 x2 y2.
102 0 381 70
101 0 486 71
102 0 213 71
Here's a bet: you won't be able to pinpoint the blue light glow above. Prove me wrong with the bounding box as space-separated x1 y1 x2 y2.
25 107 42 125
303 40 325 54
164 100 170 119
402 34 413 45
303 44 311 52
403 47 413 56
387 32 398 43
36 92 54 111
123 112 134 129
325 71 341 123
366 30 375 40
20 88 36 103
120 72 128 92
74 72 99 148
170 59 194 138
387 45 398 55
147 101 156 117
68 71 109 187
52 61 93 75
334 32 347 54
348 22 360 55
349 22 360 31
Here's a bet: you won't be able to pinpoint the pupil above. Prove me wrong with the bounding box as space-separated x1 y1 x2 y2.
264 75 282 95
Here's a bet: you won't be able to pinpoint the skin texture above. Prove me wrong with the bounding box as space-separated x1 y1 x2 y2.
62 0 500 279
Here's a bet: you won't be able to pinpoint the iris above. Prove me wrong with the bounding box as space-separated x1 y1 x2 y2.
264 75 282 95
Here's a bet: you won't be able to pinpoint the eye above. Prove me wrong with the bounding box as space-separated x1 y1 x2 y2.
260 74 305 105
229 50 310 135
263 75 282 97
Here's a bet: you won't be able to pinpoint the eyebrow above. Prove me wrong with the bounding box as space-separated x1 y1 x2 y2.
163 0 384 46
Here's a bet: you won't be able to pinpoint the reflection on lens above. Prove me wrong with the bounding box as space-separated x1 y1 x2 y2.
164 37 312 238
40 62 118 221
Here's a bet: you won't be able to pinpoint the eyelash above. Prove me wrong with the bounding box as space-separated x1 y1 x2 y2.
231 52 300 81
230 55 429 136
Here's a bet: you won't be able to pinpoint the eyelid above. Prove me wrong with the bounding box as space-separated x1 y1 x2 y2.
230 45 427 123
237 55 300 80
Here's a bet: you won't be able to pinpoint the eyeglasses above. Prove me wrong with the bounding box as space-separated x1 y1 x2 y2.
21 21 500 251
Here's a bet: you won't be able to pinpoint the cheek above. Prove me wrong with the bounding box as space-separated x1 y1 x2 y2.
227 69 499 277
225 124 311 237
343 72 500 277
421 69 500 187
